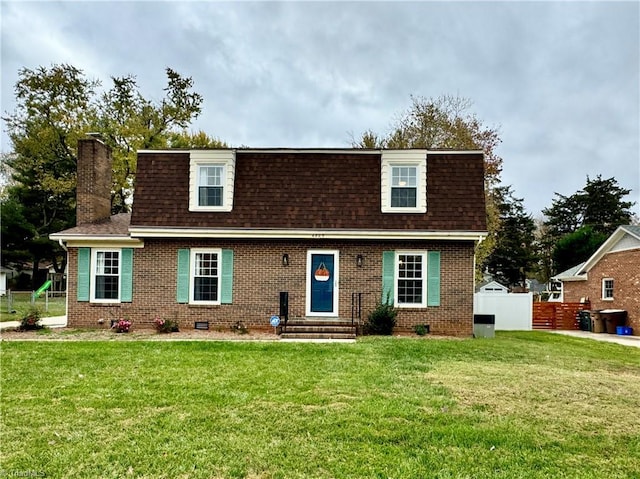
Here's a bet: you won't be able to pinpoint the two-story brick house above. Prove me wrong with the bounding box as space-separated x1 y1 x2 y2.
51 137 487 336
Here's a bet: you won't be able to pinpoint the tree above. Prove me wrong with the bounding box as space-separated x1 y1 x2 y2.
93 68 203 212
552 226 608 274
167 130 227 149
1 64 205 286
353 95 504 279
2 64 98 282
542 175 634 276
483 186 537 288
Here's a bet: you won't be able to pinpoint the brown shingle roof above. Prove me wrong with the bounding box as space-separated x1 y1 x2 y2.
130 150 486 232
52 213 131 237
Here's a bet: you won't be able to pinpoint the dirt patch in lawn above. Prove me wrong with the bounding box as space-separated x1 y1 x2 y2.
0 327 279 342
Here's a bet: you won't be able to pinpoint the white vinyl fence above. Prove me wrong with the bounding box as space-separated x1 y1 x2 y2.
473 292 533 330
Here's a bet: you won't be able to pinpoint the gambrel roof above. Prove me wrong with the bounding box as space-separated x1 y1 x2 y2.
129 149 487 238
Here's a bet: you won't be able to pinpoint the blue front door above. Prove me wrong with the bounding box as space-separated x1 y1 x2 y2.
308 251 339 316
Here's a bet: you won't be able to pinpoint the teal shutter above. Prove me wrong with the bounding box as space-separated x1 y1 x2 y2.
177 249 190 303
77 248 90 302
220 249 234 304
120 248 133 302
427 251 441 307
382 251 395 304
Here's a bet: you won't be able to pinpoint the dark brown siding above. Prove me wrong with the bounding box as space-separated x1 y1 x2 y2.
131 151 486 232
66 239 476 336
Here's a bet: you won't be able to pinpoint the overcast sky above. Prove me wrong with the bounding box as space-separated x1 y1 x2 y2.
2 1 639 217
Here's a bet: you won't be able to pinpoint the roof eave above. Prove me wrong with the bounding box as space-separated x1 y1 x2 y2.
127 227 487 241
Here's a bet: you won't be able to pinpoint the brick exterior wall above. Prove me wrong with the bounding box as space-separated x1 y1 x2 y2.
562 249 640 335
77 138 112 225
66 239 476 336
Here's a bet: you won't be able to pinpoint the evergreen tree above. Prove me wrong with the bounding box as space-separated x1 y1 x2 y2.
483 187 536 288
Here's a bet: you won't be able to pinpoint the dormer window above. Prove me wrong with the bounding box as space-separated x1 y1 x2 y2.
381 150 427 213
189 150 235 212
198 165 224 207
391 166 417 208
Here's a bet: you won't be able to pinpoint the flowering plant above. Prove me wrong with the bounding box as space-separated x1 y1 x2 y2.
19 307 44 331
154 316 179 333
113 319 132 333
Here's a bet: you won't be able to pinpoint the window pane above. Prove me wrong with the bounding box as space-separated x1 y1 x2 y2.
392 166 416 187
96 276 119 299
194 277 218 301
195 253 218 276
199 186 223 206
398 279 423 304
391 188 417 207
199 166 223 186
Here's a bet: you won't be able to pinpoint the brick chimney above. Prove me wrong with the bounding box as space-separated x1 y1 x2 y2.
76 136 112 225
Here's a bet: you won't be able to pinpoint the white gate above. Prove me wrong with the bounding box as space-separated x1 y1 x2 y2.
473 292 533 330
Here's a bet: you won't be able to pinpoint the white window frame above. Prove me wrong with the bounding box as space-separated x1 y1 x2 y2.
381 150 427 213
189 150 235 212
190 248 222 305
90 248 121 303
395 251 427 308
602 278 614 300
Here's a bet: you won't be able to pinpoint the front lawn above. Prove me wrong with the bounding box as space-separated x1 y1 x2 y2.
1 332 639 478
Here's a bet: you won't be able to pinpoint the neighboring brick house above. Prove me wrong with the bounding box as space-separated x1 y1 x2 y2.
553 225 640 335
51 138 487 336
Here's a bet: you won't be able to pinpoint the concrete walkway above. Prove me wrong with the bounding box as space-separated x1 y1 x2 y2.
549 330 640 348
0 315 67 331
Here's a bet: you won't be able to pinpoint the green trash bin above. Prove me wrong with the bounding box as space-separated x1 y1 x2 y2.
577 310 592 331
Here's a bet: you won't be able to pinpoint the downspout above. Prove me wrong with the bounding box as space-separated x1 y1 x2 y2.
58 239 69 326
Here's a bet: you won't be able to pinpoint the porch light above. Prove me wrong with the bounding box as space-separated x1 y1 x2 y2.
282 254 289 266
356 254 364 267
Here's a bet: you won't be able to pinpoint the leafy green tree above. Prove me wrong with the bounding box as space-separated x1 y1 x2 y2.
483 186 537 288
93 68 203 212
2 64 97 282
167 130 227 149
542 175 634 276
1 64 205 286
552 226 608 274
354 95 503 279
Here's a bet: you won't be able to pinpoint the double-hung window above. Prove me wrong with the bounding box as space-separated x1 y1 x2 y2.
380 150 427 213
191 249 220 304
391 166 417 208
198 165 224 207
189 150 235 212
396 253 426 307
602 278 614 300
92 249 120 301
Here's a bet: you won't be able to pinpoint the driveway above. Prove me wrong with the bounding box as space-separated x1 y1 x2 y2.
0 315 67 331
549 330 640 348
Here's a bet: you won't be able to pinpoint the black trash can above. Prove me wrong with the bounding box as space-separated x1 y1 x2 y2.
577 310 592 332
600 310 627 334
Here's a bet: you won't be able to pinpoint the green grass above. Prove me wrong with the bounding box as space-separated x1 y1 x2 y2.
1 332 639 478
0 292 66 322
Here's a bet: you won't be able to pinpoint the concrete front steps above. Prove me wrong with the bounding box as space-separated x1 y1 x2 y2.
280 319 357 340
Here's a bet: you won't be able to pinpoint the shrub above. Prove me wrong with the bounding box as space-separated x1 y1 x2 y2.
154 316 179 333
231 321 248 334
414 324 429 336
112 319 132 333
18 307 44 331
364 296 397 335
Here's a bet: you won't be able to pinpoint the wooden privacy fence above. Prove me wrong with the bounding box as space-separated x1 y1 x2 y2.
532 302 590 330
